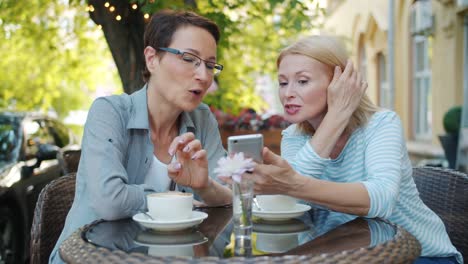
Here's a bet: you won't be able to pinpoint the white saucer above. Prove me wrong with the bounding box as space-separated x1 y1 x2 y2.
253 204 311 221
134 230 208 246
134 236 208 257
132 211 208 231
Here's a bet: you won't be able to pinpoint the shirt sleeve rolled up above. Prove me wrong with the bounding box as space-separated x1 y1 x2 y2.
82 98 149 220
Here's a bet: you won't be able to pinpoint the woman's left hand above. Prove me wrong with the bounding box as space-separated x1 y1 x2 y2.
252 147 304 194
167 132 209 189
327 60 368 119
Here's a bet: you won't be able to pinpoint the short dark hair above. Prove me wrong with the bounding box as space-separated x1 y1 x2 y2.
142 10 220 82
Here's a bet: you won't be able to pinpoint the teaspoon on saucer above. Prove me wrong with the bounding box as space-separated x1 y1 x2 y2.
253 198 262 211
143 212 155 221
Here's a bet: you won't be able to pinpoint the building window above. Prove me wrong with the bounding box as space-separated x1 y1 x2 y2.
359 44 367 81
412 35 432 140
377 53 392 109
410 0 432 140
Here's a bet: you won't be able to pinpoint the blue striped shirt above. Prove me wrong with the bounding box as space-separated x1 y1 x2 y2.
281 110 462 263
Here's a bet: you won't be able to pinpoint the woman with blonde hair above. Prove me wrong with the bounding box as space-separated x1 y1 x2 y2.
250 35 462 263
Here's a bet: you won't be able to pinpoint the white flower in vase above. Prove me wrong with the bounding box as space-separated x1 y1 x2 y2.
214 152 255 182
214 152 256 229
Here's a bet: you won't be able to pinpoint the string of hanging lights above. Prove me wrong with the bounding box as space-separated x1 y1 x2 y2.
86 1 151 27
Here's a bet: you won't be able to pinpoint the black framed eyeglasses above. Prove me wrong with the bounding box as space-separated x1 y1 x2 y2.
158 47 224 76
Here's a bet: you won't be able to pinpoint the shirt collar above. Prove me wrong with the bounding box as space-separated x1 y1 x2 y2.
179 110 196 134
127 84 150 130
127 84 197 135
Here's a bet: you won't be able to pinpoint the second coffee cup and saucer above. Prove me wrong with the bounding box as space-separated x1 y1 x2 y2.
133 191 208 232
253 195 311 221
253 218 310 253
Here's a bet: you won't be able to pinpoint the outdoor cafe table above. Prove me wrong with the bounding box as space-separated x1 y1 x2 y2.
59 206 421 263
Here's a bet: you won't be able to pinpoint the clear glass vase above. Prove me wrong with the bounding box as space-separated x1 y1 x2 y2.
232 178 253 256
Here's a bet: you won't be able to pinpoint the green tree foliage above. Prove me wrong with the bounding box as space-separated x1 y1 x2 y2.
0 0 323 117
196 0 324 114
0 0 119 118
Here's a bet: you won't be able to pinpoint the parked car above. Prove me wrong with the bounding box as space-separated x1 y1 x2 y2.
0 112 79 264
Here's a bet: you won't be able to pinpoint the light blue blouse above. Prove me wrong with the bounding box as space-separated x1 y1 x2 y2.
281 110 462 263
50 86 226 263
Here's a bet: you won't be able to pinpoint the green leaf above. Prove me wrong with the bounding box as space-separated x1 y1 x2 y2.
0 0 120 118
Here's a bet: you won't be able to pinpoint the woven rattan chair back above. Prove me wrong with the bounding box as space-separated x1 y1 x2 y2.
413 167 468 259
30 173 76 264
57 149 81 174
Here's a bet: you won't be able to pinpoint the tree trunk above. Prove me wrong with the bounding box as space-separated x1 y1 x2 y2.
87 0 146 94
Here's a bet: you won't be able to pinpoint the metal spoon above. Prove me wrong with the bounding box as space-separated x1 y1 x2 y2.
143 212 155 221
253 197 262 211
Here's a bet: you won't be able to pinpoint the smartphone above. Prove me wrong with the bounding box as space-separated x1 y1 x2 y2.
228 134 263 163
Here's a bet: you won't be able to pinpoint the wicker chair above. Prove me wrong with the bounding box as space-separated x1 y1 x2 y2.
57 149 81 174
30 173 77 264
413 167 468 259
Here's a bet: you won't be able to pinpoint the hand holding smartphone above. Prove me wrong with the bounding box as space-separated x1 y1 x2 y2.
227 134 263 163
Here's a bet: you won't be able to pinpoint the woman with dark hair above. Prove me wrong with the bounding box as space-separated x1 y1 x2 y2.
50 10 231 263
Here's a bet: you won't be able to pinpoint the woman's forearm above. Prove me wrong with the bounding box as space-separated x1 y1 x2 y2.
193 179 232 205
289 174 370 216
310 111 350 158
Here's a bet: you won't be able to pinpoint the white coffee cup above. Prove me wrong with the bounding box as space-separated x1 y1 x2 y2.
256 233 298 253
256 195 297 211
147 191 193 221
147 244 194 257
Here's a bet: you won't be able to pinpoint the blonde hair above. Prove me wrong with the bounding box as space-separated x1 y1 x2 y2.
277 35 379 135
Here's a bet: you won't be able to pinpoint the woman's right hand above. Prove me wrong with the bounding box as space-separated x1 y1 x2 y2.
326 60 368 120
167 132 210 190
251 147 306 195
